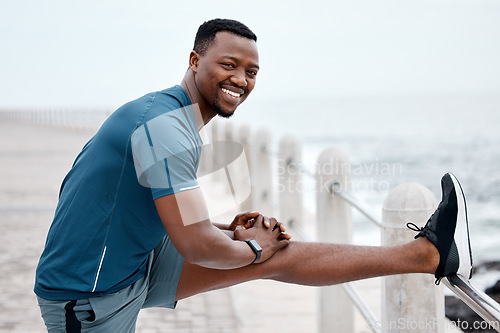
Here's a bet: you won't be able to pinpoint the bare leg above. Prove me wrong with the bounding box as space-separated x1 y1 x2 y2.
175 237 439 301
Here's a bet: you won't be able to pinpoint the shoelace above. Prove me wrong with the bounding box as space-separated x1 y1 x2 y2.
406 222 422 233
406 222 427 240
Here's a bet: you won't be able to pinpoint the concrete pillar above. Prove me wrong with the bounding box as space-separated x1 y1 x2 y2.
238 124 254 212
222 121 252 212
211 118 225 182
224 120 234 142
316 148 354 333
252 127 274 217
382 182 443 333
278 135 303 228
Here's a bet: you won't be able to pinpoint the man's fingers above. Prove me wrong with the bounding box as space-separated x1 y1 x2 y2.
234 212 246 220
269 217 279 230
245 211 260 219
239 211 259 221
263 216 271 229
236 211 259 223
272 221 286 232
279 233 292 240
243 220 255 229
254 214 264 228
270 219 282 236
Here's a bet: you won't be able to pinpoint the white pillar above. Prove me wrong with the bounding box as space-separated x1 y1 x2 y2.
382 182 444 333
238 124 254 212
223 121 252 212
316 148 354 333
278 135 303 228
252 127 274 217
211 118 225 182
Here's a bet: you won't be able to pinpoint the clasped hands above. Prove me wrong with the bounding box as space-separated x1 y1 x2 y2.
228 212 291 263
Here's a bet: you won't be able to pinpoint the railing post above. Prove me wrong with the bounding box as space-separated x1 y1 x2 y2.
211 118 225 182
278 135 303 229
253 127 274 217
223 121 238 198
223 121 252 211
224 120 234 143
238 124 254 212
316 148 353 333
382 183 444 333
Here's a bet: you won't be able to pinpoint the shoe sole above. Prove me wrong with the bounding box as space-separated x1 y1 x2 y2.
449 173 473 279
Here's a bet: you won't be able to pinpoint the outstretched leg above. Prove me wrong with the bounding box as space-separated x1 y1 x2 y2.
176 172 472 301
175 237 439 301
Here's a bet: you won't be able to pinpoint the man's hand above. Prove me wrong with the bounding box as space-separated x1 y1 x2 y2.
233 214 290 263
229 212 292 241
156 188 291 268
228 211 260 231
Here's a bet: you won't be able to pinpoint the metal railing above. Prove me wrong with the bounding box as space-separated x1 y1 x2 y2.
330 181 383 228
332 185 500 333
261 141 500 332
443 276 500 331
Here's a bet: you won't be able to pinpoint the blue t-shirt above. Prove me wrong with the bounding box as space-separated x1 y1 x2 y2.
34 85 203 301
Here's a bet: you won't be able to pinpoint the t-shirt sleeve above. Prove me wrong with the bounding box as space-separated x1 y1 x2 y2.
131 109 200 199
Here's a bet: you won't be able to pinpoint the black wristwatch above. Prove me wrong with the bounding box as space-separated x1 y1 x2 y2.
244 239 262 264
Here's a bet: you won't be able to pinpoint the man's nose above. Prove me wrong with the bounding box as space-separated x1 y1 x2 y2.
230 68 247 87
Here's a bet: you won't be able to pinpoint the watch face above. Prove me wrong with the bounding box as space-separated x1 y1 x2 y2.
248 239 262 252
245 239 262 264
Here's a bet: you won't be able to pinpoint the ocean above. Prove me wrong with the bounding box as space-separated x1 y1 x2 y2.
234 93 500 288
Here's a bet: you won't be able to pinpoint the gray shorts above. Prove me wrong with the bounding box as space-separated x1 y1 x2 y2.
37 235 184 332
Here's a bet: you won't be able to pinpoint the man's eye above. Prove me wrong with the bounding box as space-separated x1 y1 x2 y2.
222 63 235 68
248 70 258 77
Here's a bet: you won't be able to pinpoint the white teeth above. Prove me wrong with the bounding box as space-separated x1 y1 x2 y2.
222 88 240 98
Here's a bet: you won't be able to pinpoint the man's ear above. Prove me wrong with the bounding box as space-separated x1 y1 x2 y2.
189 51 200 73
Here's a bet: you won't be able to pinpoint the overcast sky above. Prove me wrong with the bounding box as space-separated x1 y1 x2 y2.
1 0 499 109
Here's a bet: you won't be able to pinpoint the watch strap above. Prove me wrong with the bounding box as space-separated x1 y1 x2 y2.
244 239 262 264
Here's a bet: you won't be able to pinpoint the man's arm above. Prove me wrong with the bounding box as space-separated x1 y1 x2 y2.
211 221 235 239
154 188 289 269
212 222 231 230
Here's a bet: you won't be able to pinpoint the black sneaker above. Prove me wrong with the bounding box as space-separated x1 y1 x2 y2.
407 173 473 284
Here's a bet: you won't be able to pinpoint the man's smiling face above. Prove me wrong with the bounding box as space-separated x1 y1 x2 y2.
193 31 259 118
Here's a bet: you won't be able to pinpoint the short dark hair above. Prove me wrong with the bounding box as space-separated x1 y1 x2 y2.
193 18 257 55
